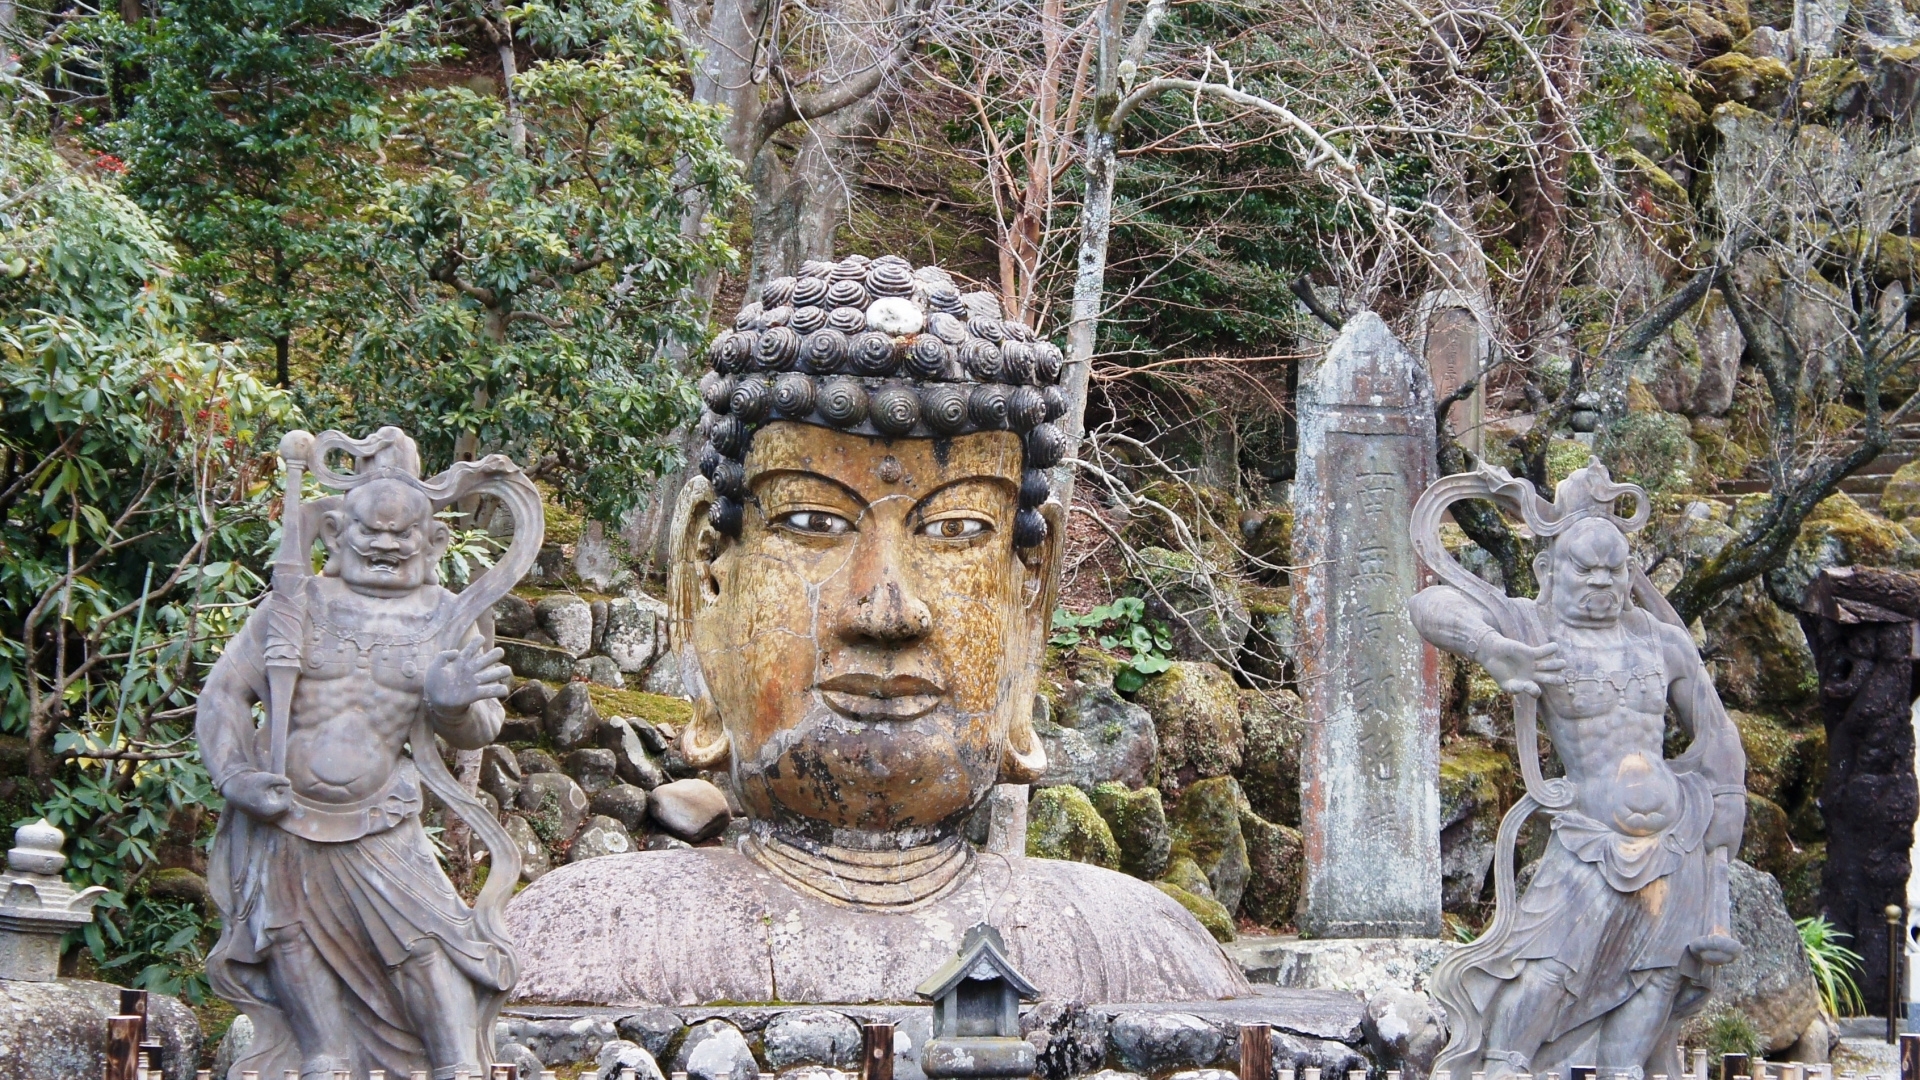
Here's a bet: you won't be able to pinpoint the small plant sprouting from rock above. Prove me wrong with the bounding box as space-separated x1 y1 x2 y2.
1704 1010 1763 1072
1797 915 1866 1016
1051 598 1176 692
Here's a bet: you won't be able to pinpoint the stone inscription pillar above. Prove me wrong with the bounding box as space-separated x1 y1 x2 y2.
1418 291 1488 460
1292 311 1443 938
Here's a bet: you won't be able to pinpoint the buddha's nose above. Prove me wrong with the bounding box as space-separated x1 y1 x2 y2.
841 543 932 645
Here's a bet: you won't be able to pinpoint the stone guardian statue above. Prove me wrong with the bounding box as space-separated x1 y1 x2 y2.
197 427 540 1080
1408 460 1746 1080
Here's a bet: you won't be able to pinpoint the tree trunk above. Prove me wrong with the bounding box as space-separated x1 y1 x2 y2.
750 92 898 290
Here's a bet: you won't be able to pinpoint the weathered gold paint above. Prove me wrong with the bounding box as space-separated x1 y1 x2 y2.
670 422 1056 846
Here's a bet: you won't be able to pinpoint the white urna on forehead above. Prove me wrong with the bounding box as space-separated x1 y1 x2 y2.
345 478 432 530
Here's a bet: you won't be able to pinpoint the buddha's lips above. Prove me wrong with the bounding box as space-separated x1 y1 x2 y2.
815 673 945 720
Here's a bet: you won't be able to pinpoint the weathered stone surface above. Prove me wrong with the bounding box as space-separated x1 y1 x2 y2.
519 747 562 775
1884 460 1920 521
494 592 537 638
1109 1012 1222 1074
1682 859 1823 1052
1739 793 1796 880
0 978 200 1080
764 1009 863 1069
677 1020 758 1080
546 681 603 752
1027 784 1121 868
595 1039 668 1080
587 654 626 689
507 678 554 717
507 812 552 882
591 783 651 835
1437 740 1514 914
501 1040 546 1076
572 814 636 862
1091 782 1170 880
503 637 580 682
604 716 669 790
1169 776 1250 915
606 595 669 673
1021 1000 1108 1080
567 748 620 795
616 1009 683 1058
1362 989 1447 1080
643 649 687 697
1035 687 1158 791
1293 312 1440 939
507 848 1250 1005
1135 662 1244 796
1239 810 1303 929
649 778 732 842
1775 493 1920 603
521 771 591 843
1153 880 1235 943
1129 547 1252 663
538 593 595 657
482 744 525 809
504 1015 620 1067
212 1014 252 1080
1236 689 1304 827
1226 936 1459 996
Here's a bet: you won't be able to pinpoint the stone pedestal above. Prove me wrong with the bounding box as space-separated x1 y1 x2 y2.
1291 313 1442 938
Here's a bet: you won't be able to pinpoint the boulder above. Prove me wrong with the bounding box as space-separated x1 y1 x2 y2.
1239 809 1304 929
481 744 525 810
503 1015 619 1068
0 979 200 1080
1770 492 1920 604
570 814 636 862
1738 794 1797 882
576 521 621 591
649 778 732 842
493 593 537 638
1154 879 1235 943
604 717 669 790
537 593 595 657
1134 662 1245 796
644 650 688 697
498 712 543 744
1698 52 1794 107
1236 689 1304 827
586 655 626 689
590 783 651 835
565 748 620 795
545 681 602 752
502 637 579 683
1438 740 1515 914
763 1010 863 1070
1643 289 1744 416
212 1014 252 1080
1026 785 1121 868
1240 586 1295 687
520 772 590 844
1108 1012 1223 1074
1021 1000 1108 1080
1169 776 1250 915
1362 989 1447 1080
595 1040 667 1080
1682 859 1823 1053
507 679 554 716
1886 460 1920 521
616 1010 683 1059
1036 686 1159 791
1129 547 1252 663
1090 781 1170 880
605 595 668 673
676 1020 758 1080
1161 854 1216 900
518 747 562 776
506 812 552 882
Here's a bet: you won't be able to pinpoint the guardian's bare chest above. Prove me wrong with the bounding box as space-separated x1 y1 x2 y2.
1542 621 1670 719
295 585 447 695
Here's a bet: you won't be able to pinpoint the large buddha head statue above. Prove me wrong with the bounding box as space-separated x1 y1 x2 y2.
668 256 1069 903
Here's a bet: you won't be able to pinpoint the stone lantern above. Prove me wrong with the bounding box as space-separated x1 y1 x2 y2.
915 923 1039 1079
0 819 106 981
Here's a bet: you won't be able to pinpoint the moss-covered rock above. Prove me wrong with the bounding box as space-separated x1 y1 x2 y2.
1772 492 1920 600
1696 52 1793 108
1026 785 1121 869
1121 480 1242 552
1236 688 1304 827
1883 461 1920 522
1799 57 1869 118
1239 809 1303 929
1738 793 1797 881
1730 710 1806 805
1649 4 1736 64
1152 880 1236 942
1440 740 1518 916
1242 508 1293 580
1091 781 1171 880
1127 547 1252 663
1240 585 1294 687
585 686 695 730
1691 417 1753 481
1135 661 1245 795
1779 841 1823 918
1168 776 1250 916
1700 578 1816 710
1160 854 1216 899
1597 409 1699 495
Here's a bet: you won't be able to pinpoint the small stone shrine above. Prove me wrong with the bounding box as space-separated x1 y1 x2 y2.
504 256 1246 1006
195 426 543 1079
1292 311 1443 938
916 923 1039 1079
1408 460 1748 1080
0 819 105 982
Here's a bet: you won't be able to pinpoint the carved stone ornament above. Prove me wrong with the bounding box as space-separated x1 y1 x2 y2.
503 260 1248 1008
1408 460 1747 1080
0 820 107 982
195 426 542 1080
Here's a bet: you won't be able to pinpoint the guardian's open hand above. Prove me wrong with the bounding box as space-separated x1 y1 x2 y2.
1478 635 1567 697
425 638 512 714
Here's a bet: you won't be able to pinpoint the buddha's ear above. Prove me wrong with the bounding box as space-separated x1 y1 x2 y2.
670 475 732 770
1001 499 1064 784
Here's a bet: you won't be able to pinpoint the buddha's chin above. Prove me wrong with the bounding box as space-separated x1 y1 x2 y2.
736 726 993 838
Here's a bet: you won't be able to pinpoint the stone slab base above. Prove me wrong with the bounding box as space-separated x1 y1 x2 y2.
0 977 200 1080
1223 936 1457 997
499 987 1374 1078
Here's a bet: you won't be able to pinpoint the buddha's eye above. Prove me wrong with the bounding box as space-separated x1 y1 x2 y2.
921 517 990 540
774 510 853 536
